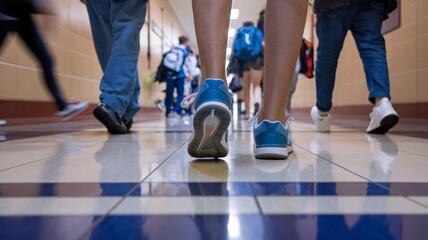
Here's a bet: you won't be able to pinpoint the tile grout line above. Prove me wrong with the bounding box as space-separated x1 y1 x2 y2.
0 142 102 173
250 183 265 215
403 196 428 210
292 143 399 195
77 140 189 240
294 142 428 209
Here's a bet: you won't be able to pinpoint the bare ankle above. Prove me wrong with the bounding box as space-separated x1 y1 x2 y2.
319 111 329 116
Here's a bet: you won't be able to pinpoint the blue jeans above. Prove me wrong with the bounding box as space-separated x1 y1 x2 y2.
315 0 390 112
86 0 147 122
165 76 185 116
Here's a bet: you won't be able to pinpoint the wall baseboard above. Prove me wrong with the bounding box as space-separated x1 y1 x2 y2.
1 100 427 121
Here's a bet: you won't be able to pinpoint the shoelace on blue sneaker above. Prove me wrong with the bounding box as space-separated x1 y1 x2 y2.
181 92 198 109
180 89 234 110
248 112 294 129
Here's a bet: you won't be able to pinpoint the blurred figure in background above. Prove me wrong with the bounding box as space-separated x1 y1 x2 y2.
86 0 147 134
285 59 300 116
0 0 89 121
163 36 193 119
233 21 264 119
257 9 265 35
183 50 201 117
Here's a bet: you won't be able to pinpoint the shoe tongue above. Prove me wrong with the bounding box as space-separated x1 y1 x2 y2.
262 120 282 128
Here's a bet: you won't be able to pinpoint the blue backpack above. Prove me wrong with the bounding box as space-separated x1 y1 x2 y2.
233 26 263 60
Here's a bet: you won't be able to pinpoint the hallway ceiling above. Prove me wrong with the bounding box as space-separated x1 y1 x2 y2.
167 0 266 51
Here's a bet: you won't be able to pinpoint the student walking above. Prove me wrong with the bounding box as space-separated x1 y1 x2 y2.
0 0 88 121
311 0 399 134
86 0 147 134
181 0 307 159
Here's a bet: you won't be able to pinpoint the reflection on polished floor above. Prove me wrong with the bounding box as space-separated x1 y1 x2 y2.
1 114 428 240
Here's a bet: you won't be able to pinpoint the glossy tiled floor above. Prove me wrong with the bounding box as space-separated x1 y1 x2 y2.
1 114 428 240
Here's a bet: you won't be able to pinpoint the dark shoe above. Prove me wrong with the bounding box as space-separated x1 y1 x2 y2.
93 103 127 134
254 102 260 116
124 119 133 133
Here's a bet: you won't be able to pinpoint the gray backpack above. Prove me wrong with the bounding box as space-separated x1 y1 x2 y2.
162 47 185 74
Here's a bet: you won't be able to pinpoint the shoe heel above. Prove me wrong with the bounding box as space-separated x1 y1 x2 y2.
188 102 231 158
255 147 288 159
368 114 399 134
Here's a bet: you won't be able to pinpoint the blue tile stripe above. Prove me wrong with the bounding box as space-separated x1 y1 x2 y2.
1 182 428 197
1 214 428 240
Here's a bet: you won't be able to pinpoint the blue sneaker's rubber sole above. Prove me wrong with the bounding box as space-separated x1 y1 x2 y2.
254 145 293 160
188 102 231 158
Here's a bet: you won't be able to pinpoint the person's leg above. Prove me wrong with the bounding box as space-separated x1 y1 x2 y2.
250 68 263 109
237 91 244 116
94 0 146 118
122 70 141 123
87 0 126 132
87 0 146 132
257 0 307 124
192 0 231 84
16 17 67 111
188 0 233 158
312 7 356 114
173 77 185 114
252 0 307 159
164 76 175 117
286 71 299 113
351 0 390 105
86 0 113 71
242 69 251 117
351 0 398 134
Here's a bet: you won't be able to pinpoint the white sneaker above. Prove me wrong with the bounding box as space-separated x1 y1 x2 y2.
166 112 181 119
367 98 399 134
55 101 89 121
154 99 164 112
0 119 6 126
311 106 331 132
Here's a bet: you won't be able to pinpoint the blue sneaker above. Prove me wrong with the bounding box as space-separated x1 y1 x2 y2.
181 79 232 158
253 120 293 159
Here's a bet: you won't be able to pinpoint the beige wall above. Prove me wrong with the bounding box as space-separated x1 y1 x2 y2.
0 0 186 108
292 0 428 109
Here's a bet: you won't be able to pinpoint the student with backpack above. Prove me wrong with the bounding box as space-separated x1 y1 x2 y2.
233 21 264 119
163 36 193 119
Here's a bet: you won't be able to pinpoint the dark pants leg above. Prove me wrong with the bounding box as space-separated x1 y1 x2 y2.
173 77 185 114
164 76 176 116
16 18 66 110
